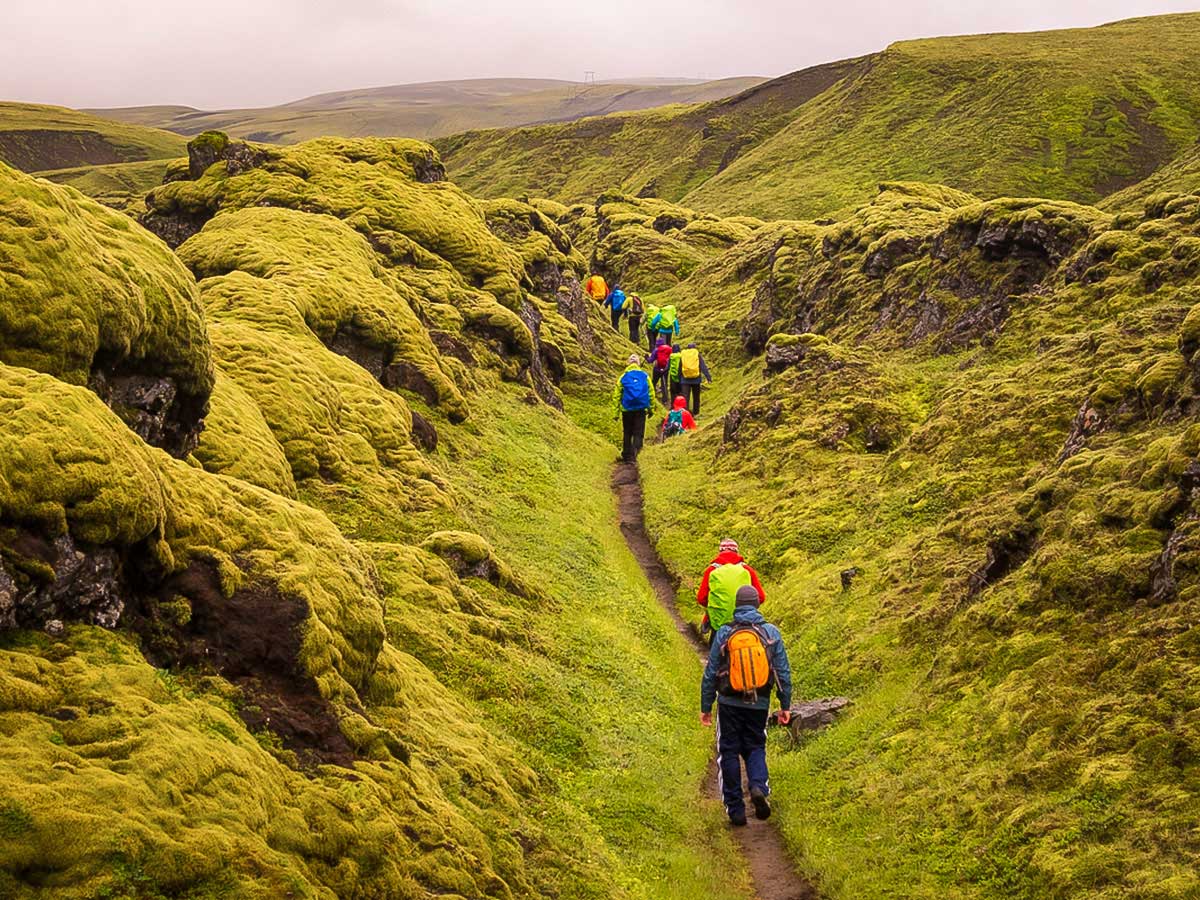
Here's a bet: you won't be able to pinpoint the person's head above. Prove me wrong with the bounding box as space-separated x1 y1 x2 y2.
673 396 687 409
735 585 759 607
672 343 681 352
688 342 697 349
627 354 641 367
656 337 665 347
719 538 739 555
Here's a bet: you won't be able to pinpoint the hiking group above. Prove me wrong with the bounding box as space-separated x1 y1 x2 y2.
588 274 713 464
592 274 795 829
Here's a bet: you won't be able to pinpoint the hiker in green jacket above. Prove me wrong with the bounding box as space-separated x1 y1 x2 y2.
696 539 766 639
667 343 683 405
643 303 660 354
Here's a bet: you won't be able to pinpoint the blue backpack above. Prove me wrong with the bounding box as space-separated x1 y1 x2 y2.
620 369 651 410
609 288 627 310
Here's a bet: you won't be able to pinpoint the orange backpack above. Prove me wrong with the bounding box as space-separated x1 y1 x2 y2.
719 625 774 699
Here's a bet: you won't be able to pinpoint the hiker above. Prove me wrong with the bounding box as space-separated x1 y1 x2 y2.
700 585 793 827
605 286 627 332
643 302 660 353
624 293 644 343
667 342 683 403
613 353 652 462
650 304 680 344
696 538 765 639
585 274 609 304
679 342 712 417
648 338 673 406
660 395 696 440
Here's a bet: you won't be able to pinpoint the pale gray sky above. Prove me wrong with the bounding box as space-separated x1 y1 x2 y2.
3 0 1198 109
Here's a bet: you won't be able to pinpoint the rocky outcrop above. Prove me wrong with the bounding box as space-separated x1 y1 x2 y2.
0 530 125 630
88 367 209 458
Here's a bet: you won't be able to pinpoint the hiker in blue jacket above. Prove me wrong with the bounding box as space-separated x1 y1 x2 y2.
613 354 652 462
604 286 628 333
701 586 793 827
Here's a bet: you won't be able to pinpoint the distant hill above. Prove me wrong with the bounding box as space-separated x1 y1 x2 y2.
0 102 186 172
90 76 766 144
440 13 1200 219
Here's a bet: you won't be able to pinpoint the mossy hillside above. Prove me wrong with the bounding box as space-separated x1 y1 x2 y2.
1104 145 1200 213
2 139 751 898
441 14 1200 221
145 137 530 308
687 13 1200 219
437 56 869 206
0 102 187 172
640 187 1200 897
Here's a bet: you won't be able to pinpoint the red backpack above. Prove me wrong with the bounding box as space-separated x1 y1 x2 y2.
654 344 672 367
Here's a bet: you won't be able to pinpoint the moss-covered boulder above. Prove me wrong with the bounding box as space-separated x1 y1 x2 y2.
0 163 213 456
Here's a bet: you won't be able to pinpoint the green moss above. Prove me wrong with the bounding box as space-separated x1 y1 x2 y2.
0 162 212 396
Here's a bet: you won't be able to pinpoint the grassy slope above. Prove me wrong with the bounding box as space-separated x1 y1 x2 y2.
0 102 186 172
90 77 765 144
35 159 174 212
438 58 864 205
585 181 1200 898
0 142 750 899
686 13 1200 219
441 14 1200 219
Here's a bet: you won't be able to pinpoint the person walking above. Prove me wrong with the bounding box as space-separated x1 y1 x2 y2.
605 286 627 332
667 343 683 404
700 585 793 827
585 274 609 305
679 342 712 417
650 304 681 344
697 538 765 638
643 302 660 353
660 395 696 439
613 354 652 463
625 293 644 343
649 338 673 407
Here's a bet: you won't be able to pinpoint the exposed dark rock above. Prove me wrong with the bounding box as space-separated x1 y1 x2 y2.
140 208 211 249
411 150 446 184
516 300 564 411
1147 460 1200 606
967 527 1037 598
325 327 387 381
44 619 64 638
126 560 363 768
430 330 476 364
187 131 267 180
770 697 851 739
1058 401 1106 462
409 410 438 452
0 530 125 630
840 568 860 590
382 361 441 406
720 406 745 454
765 338 846 375
862 235 922 278
652 214 688 234
87 364 208 458
554 273 604 360
765 402 783 427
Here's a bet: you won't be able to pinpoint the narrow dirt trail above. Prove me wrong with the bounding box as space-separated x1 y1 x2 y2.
612 462 818 900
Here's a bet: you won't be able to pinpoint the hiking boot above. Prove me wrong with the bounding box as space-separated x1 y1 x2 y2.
729 812 748 827
750 786 771 820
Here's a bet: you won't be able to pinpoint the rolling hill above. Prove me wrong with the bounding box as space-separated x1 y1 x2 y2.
0 102 186 172
90 76 766 144
440 13 1200 219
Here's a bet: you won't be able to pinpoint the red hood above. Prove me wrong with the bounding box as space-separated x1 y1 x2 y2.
711 550 745 565
673 396 688 410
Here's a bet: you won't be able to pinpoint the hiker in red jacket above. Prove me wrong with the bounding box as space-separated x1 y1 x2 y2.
696 539 765 639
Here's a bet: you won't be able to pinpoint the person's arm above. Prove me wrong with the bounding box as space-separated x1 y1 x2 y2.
700 634 723 717
747 565 766 604
673 319 681 335
700 355 712 383
682 410 696 430
696 565 714 606
771 628 792 712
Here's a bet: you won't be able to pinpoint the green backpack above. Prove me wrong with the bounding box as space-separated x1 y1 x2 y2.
668 352 682 381
706 562 753 629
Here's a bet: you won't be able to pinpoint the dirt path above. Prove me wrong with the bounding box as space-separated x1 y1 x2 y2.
612 462 818 900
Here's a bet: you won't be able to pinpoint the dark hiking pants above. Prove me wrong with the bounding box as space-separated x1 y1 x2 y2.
685 381 702 416
610 309 623 332
621 409 647 461
646 327 656 354
716 703 770 819
628 316 642 342
669 379 682 405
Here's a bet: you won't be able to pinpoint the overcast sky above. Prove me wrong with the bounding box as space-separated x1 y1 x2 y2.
3 0 1198 109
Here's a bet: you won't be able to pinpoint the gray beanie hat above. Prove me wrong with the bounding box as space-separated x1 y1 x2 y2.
735 585 760 607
